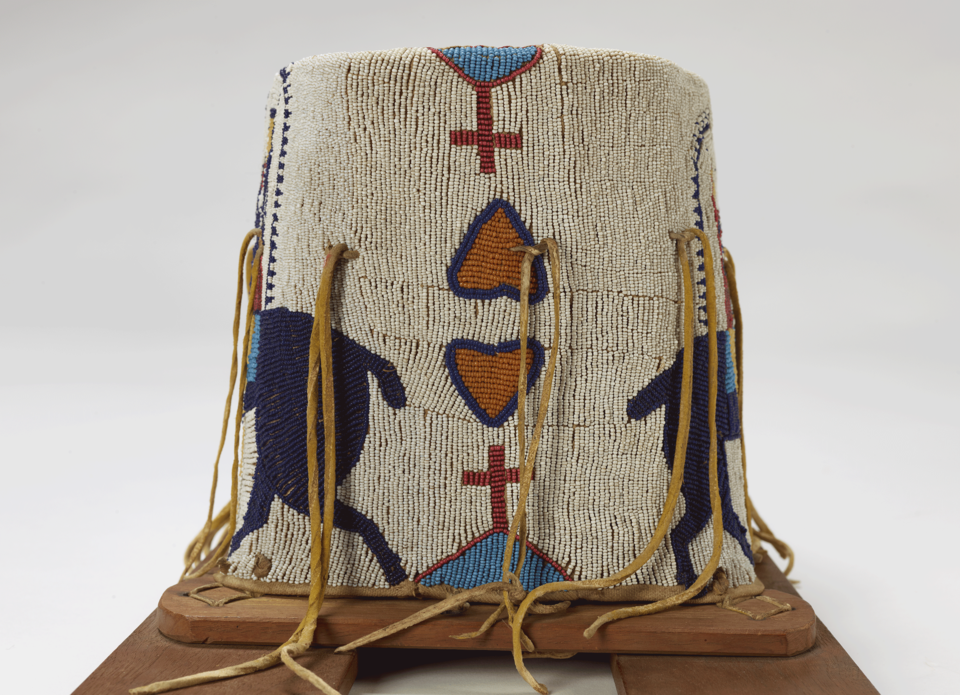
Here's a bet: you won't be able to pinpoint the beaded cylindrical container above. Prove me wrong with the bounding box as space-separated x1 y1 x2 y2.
219 44 760 604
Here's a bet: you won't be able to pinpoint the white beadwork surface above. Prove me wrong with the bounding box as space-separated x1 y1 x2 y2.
225 45 753 593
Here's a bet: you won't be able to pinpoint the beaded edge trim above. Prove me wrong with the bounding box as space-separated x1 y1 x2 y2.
215 571 765 604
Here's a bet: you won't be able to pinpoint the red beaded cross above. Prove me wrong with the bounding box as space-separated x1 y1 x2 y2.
430 48 542 174
462 445 533 532
450 85 521 174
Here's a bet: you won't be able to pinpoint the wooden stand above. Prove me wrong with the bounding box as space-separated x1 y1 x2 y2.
74 561 879 694
158 581 813 657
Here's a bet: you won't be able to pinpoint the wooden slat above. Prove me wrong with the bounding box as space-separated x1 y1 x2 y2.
611 560 880 695
158 580 815 657
73 613 358 695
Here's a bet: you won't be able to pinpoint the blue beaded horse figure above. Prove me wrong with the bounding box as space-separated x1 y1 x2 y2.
233 307 408 585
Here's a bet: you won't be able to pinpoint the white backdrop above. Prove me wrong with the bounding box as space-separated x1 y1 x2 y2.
1 1 957 693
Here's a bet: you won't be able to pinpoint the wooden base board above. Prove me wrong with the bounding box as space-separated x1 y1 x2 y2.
77 561 878 695
610 560 881 695
76 613 358 695
158 577 816 657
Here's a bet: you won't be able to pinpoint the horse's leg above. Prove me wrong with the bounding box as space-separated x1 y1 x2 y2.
333 498 408 585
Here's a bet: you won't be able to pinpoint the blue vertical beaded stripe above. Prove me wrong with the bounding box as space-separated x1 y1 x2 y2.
722 332 737 395
691 119 710 232
247 314 261 382
691 116 711 327
242 313 262 412
265 66 293 307
254 107 276 232
439 46 539 83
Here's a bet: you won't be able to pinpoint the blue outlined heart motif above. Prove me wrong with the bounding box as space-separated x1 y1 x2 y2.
445 338 545 427
447 199 549 304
